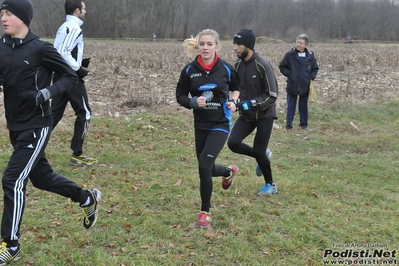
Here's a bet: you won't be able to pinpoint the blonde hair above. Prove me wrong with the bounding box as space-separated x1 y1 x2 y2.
183 29 221 58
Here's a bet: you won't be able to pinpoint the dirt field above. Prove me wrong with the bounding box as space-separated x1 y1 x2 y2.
80 40 399 118
2 40 399 122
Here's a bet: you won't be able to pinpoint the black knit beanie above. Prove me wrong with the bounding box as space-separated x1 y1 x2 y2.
233 29 256 50
1 0 34 27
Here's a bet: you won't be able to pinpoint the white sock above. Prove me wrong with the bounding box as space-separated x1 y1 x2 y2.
81 196 91 207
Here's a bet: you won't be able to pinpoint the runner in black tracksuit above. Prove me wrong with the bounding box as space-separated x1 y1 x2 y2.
0 1 100 262
228 29 279 196
176 29 240 228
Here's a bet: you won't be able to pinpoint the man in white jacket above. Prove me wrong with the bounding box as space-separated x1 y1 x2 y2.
52 0 97 166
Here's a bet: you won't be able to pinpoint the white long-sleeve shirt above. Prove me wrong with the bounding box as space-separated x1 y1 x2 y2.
53 15 84 71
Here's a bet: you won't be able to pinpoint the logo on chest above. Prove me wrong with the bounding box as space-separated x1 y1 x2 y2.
190 73 202 78
198 83 217 91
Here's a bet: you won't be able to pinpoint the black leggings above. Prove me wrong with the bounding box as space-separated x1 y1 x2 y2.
228 116 274 184
195 130 229 212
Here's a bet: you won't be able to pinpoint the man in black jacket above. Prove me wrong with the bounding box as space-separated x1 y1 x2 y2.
228 29 279 196
0 0 101 263
279 34 319 130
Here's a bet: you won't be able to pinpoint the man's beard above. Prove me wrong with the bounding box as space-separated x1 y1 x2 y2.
238 47 249 59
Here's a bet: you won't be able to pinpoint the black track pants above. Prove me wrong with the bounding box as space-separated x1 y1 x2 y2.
51 80 91 156
1 127 89 247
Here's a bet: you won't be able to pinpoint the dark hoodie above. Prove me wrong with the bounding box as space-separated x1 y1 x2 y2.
0 30 77 131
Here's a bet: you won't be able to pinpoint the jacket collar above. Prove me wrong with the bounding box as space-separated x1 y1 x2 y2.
291 47 313 55
66 14 84 27
241 52 258 63
1 30 38 48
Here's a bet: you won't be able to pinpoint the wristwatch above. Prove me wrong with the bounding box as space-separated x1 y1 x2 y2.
250 99 257 107
229 99 237 106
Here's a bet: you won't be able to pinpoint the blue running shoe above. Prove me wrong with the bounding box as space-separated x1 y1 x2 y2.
255 149 272 176
257 183 278 196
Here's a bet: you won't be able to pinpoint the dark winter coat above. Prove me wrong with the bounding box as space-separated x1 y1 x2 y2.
279 48 319 96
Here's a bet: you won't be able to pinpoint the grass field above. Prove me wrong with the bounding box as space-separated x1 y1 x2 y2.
0 98 397 265
1 40 399 265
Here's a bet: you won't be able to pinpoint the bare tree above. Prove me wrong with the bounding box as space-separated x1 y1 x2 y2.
181 0 200 39
20 0 399 41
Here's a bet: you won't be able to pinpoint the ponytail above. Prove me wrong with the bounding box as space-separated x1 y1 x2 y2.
182 29 221 58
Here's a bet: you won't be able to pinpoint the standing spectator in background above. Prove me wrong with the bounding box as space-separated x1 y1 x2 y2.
279 34 319 130
153 32 156 41
176 29 240 228
0 0 101 264
228 29 279 196
52 0 97 165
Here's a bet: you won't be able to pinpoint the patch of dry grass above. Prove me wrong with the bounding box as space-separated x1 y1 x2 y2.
80 40 399 120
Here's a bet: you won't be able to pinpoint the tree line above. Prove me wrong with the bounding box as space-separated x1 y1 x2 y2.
10 0 399 41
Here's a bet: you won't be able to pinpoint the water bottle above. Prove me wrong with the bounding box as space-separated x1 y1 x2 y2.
202 91 213 102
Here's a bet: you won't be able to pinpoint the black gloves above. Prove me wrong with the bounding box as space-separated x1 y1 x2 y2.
76 67 89 79
82 58 91 68
20 88 52 106
75 58 90 79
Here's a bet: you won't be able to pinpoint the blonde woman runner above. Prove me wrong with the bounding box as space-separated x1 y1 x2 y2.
176 29 240 227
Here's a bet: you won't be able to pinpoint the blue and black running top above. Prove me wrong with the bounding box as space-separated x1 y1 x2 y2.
176 56 240 133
